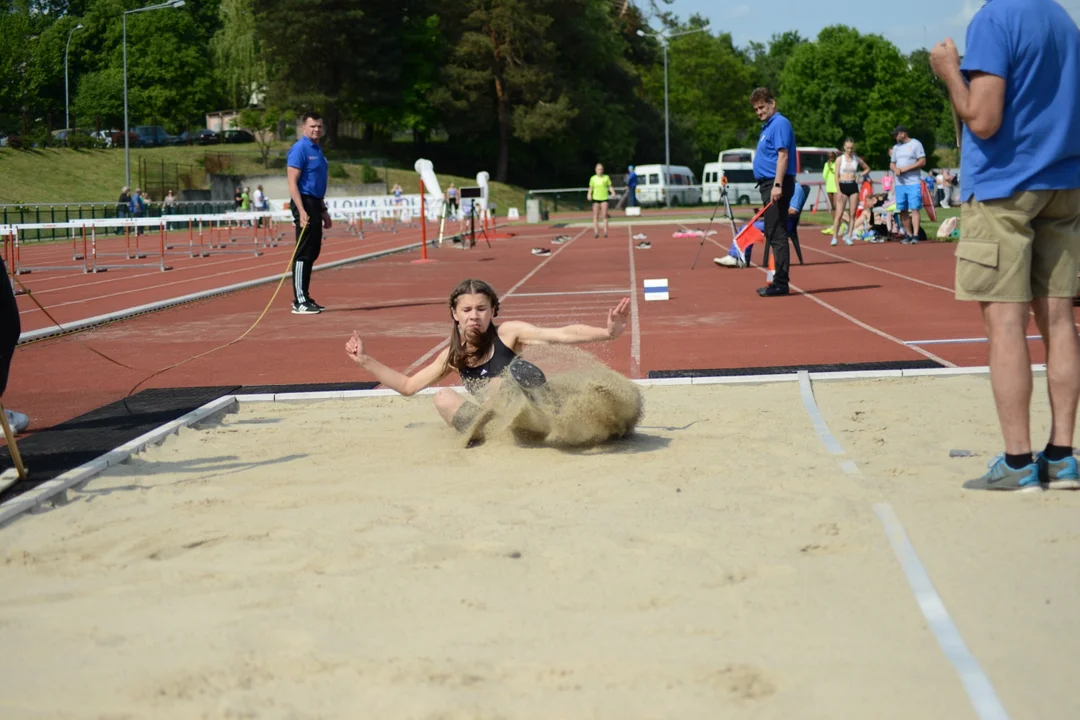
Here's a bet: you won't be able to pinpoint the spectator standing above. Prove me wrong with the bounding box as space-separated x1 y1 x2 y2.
930 0 1080 491
129 188 146 236
627 165 639 207
889 126 927 243
116 186 131 235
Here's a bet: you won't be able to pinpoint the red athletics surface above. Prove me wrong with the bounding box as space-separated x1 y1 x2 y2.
4 217 1078 438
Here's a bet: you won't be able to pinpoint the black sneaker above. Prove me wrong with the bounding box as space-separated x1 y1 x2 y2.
292 301 322 315
756 285 790 297
308 299 326 311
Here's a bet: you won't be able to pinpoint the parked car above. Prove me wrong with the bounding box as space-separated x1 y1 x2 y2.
133 125 180 147
177 128 221 145
222 129 255 144
51 128 96 146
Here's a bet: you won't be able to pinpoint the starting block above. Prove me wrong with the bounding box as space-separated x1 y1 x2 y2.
643 278 669 301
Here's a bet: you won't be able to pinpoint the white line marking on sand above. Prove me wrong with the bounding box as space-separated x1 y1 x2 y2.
874 502 1012 720
627 224 641 377
795 370 1011 720
403 227 590 373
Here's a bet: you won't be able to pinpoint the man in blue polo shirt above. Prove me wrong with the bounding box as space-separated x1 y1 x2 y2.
750 86 797 297
931 0 1080 492
286 111 331 315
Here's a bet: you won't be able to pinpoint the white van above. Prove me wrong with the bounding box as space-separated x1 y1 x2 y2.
632 164 702 207
703 149 758 206
706 146 840 205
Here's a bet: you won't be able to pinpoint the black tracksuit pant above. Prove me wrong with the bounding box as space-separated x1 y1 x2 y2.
1 257 19 396
291 194 324 305
756 176 795 290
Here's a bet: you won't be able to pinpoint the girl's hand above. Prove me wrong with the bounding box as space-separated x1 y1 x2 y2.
607 298 631 338
345 330 367 365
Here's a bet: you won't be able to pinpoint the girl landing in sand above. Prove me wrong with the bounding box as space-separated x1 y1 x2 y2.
345 279 630 436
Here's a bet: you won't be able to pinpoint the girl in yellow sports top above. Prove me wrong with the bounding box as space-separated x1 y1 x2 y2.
587 163 613 238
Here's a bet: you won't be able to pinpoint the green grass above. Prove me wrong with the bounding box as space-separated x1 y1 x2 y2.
0 143 529 213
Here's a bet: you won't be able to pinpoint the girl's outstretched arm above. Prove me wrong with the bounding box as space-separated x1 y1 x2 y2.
501 298 630 346
346 331 450 396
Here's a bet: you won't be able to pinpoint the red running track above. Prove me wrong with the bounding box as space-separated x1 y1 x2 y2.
5 220 1077 435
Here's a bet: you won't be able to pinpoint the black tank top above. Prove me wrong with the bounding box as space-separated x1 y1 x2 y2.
457 327 518 394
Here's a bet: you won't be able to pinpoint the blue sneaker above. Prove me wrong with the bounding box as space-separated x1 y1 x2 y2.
962 455 1042 492
1036 453 1080 490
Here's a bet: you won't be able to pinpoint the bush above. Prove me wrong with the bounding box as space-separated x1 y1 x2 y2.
329 162 349 179
361 164 380 184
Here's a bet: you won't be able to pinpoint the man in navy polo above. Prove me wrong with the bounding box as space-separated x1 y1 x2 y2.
931 0 1080 492
750 87 797 297
286 112 332 315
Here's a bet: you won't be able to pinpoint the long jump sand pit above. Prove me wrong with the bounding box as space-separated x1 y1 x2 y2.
1 373 1078 719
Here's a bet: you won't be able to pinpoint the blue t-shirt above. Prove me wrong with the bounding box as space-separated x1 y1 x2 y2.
286 135 328 199
627 171 638 188
959 0 1080 202
890 139 926 186
753 112 797 182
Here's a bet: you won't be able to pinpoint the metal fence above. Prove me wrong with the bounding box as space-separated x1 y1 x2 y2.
0 201 235 242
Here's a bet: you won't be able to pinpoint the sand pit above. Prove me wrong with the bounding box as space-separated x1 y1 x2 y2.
1 375 1078 719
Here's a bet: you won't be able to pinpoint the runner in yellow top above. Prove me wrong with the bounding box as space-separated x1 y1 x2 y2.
587 163 613 238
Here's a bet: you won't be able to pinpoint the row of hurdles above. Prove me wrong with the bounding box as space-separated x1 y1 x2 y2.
0 205 428 279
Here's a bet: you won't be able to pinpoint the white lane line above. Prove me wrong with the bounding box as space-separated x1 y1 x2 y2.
906 336 1041 346
627 223 641 377
402 227 591 373
800 243 955 293
795 370 1012 720
511 289 631 297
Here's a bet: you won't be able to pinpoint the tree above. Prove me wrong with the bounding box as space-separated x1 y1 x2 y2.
778 26 917 167
641 19 756 168
434 0 577 182
744 31 806 98
237 107 286 166
73 68 125 128
211 0 267 110
257 0 412 147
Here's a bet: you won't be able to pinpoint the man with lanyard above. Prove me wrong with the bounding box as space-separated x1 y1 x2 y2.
931 0 1080 492
750 87 797 297
286 112 332 315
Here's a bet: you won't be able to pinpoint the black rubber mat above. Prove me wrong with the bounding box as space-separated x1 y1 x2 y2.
237 381 378 395
1 386 239 504
647 359 946 379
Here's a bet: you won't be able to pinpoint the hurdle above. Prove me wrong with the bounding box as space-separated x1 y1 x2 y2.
202 213 263 257
7 222 93 274
84 217 172 272
2 228 27 295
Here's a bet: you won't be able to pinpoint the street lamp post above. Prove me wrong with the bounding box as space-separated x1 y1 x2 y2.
123 0 185 187
65 23 84 131
637 25 711 207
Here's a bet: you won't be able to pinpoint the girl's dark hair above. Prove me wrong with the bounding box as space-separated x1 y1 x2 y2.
445 279 500 371
827 150 838 162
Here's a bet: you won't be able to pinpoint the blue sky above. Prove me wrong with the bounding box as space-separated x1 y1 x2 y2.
658 0 1080 55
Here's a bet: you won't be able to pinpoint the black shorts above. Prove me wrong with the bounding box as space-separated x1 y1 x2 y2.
592 199 609 205
839 182 859 197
